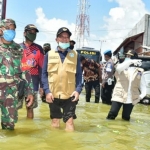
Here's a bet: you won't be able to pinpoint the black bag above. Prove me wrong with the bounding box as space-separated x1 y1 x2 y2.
17 79 26 99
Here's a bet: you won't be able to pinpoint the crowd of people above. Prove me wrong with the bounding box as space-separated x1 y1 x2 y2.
0 18 146 132
80 44 146 121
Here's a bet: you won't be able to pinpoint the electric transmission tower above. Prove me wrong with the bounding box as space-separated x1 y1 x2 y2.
0 0 7 20
75 0 90 48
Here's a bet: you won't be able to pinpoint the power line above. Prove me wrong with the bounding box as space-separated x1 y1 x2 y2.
15 20 133 33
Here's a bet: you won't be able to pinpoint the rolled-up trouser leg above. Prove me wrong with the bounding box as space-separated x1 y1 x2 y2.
107 101 122 119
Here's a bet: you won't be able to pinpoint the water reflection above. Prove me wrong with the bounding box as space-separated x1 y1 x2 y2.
0 94 150 150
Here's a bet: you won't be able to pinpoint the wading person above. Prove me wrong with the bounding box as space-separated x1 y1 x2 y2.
42 27 82 131
0 19 34 130
69 40 76 50
20 24 44 119
80 56 102 103
106 50 146 121
43 43 51 55
101 49 115 105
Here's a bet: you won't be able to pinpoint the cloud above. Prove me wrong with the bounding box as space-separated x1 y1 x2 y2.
35 7 76 49
99 0 150 53
34 0 149 55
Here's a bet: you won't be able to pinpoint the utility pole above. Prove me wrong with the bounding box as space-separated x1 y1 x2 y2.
75 0 90 48
99 40 106 53
0 0 7 20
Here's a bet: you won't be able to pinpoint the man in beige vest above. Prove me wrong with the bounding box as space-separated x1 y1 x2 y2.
42 27 82 131
107 50 146 121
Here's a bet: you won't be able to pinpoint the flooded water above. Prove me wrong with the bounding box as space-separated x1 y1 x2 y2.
0 92 150 150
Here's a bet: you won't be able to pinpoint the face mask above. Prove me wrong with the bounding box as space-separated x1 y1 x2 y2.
119 59 124 63
3 30 16 42
69 45 74 49
125 57 131 61
58 42 70 50
26 32 36 42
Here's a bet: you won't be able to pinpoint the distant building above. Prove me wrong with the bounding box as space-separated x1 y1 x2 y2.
113 14 150 56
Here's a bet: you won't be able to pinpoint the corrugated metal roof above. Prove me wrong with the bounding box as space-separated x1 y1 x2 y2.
113 32 144 55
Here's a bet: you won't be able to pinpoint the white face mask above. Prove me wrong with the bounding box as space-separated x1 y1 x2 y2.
125 57 131 61
58 42 70 49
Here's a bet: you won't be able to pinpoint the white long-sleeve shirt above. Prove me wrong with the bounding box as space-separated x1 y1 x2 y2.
116 59 146 104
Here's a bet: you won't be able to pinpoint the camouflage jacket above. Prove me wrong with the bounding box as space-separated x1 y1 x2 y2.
0 38 34 96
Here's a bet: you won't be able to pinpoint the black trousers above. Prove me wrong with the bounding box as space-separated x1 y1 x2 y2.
101 82 114 105
107 101 134 121
85 80 100 103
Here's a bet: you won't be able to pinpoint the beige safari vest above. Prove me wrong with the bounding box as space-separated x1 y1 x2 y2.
47 50 77 99
112 67 144 103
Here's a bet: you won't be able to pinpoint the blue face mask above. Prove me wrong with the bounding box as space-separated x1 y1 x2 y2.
125 57 131 61
3 30 16 42
58 42 70 50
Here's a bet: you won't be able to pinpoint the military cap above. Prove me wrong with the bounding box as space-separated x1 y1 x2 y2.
0 19 16 28
24 24 39 32
43 43 51 48
56 27 72 37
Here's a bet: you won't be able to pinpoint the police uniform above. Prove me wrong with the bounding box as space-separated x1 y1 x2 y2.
101 50 115 105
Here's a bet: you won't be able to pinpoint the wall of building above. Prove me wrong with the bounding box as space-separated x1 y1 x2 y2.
127 14 146 38
143 14 150 48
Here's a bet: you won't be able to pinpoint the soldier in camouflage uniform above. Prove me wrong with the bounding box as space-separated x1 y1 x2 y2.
0 19 34 130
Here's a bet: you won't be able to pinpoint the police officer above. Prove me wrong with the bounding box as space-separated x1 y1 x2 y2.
0 19 34 130
101 49 115 105
43 43 51 55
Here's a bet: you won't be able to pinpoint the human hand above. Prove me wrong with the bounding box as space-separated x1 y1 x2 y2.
71 91 79 102
131 59 142 66
26 94 34 107
132 97 141 105
99 77 102 83
102 82 105 88
39 88 44 97
46 93 54 103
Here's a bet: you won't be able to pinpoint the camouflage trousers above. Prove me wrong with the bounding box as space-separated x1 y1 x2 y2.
17 91 38 109
0 84 18 130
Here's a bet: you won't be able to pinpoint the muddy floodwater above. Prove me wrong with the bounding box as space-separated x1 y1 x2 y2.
0 92 150 150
